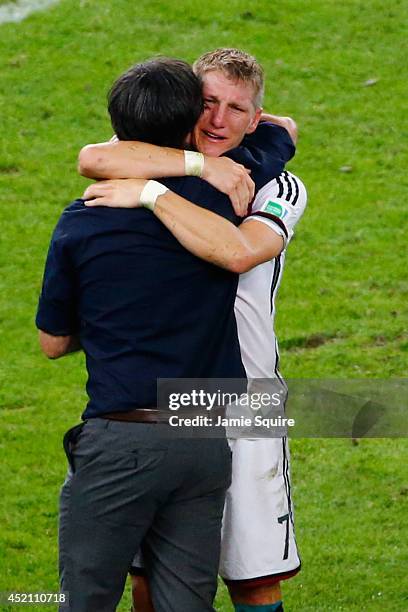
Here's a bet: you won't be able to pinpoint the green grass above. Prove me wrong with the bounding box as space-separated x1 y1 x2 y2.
0 0 407 610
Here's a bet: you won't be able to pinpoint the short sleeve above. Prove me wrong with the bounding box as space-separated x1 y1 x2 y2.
35 217 80 335
243 171 307 247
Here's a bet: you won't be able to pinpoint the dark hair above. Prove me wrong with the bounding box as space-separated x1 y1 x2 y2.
108 58 203 148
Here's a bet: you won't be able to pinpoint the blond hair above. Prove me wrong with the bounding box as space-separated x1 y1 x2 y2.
193 48 264 108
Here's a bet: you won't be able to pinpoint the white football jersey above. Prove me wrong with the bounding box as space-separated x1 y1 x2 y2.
234 171 307 378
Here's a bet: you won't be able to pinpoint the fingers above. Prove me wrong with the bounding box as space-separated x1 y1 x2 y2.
244 172 255 202
82 182 118 207
234 166 254 191
202 158 255 211
230 185 249 217
229 190 242 216
84 196 110 207
235 184 249 217
82 182 110 200
229 167 255 216
82 185 97 200
82 179 144 209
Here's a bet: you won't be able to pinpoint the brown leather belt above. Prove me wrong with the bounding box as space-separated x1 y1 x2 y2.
101 408 225 423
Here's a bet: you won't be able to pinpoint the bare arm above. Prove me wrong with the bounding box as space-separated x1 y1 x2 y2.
78 141 254 216
154 191 283 273
78 140 186 180
260 113 298 145
38 331 81 359
83 180 283 273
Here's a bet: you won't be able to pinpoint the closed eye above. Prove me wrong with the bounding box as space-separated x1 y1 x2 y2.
204 98 217 108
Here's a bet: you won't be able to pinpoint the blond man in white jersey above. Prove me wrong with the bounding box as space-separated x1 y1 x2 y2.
79 49 307 612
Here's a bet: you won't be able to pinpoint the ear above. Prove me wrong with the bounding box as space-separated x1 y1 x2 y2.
245 107 263 135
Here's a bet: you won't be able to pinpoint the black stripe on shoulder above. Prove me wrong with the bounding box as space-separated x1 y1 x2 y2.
283 171 293 202
276 175 284 198
250 212 288 239
291 175 300 206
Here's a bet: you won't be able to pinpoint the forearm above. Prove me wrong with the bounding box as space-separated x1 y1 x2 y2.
155 192 258 274
83 179 283 271
78 140 186 180
39 331 81 359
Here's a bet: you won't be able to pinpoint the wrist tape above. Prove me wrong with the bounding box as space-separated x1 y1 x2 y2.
184 150 204 177
139 180 168 211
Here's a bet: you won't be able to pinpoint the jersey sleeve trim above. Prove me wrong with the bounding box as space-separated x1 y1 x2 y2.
249 211 289 239
242 214 290 248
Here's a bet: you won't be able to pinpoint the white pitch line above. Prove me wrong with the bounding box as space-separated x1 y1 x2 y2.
0 0 60 24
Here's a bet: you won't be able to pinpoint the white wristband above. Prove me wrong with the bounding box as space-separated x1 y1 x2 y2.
139 180 168 211
184 150 204 177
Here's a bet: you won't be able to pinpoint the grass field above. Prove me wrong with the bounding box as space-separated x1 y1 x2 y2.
0 0 407 610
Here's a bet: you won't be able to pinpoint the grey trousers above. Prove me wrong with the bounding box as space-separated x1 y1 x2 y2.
59 418 231 612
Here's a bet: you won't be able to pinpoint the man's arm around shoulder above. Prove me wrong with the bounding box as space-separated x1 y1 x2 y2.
261 114 298 145
152 190 284 274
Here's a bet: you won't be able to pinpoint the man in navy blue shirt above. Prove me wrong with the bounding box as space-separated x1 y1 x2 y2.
37 58 247 612
37 57 295 611
78 49 299 612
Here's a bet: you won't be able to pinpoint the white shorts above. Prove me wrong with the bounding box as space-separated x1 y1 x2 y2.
219 437 300 582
